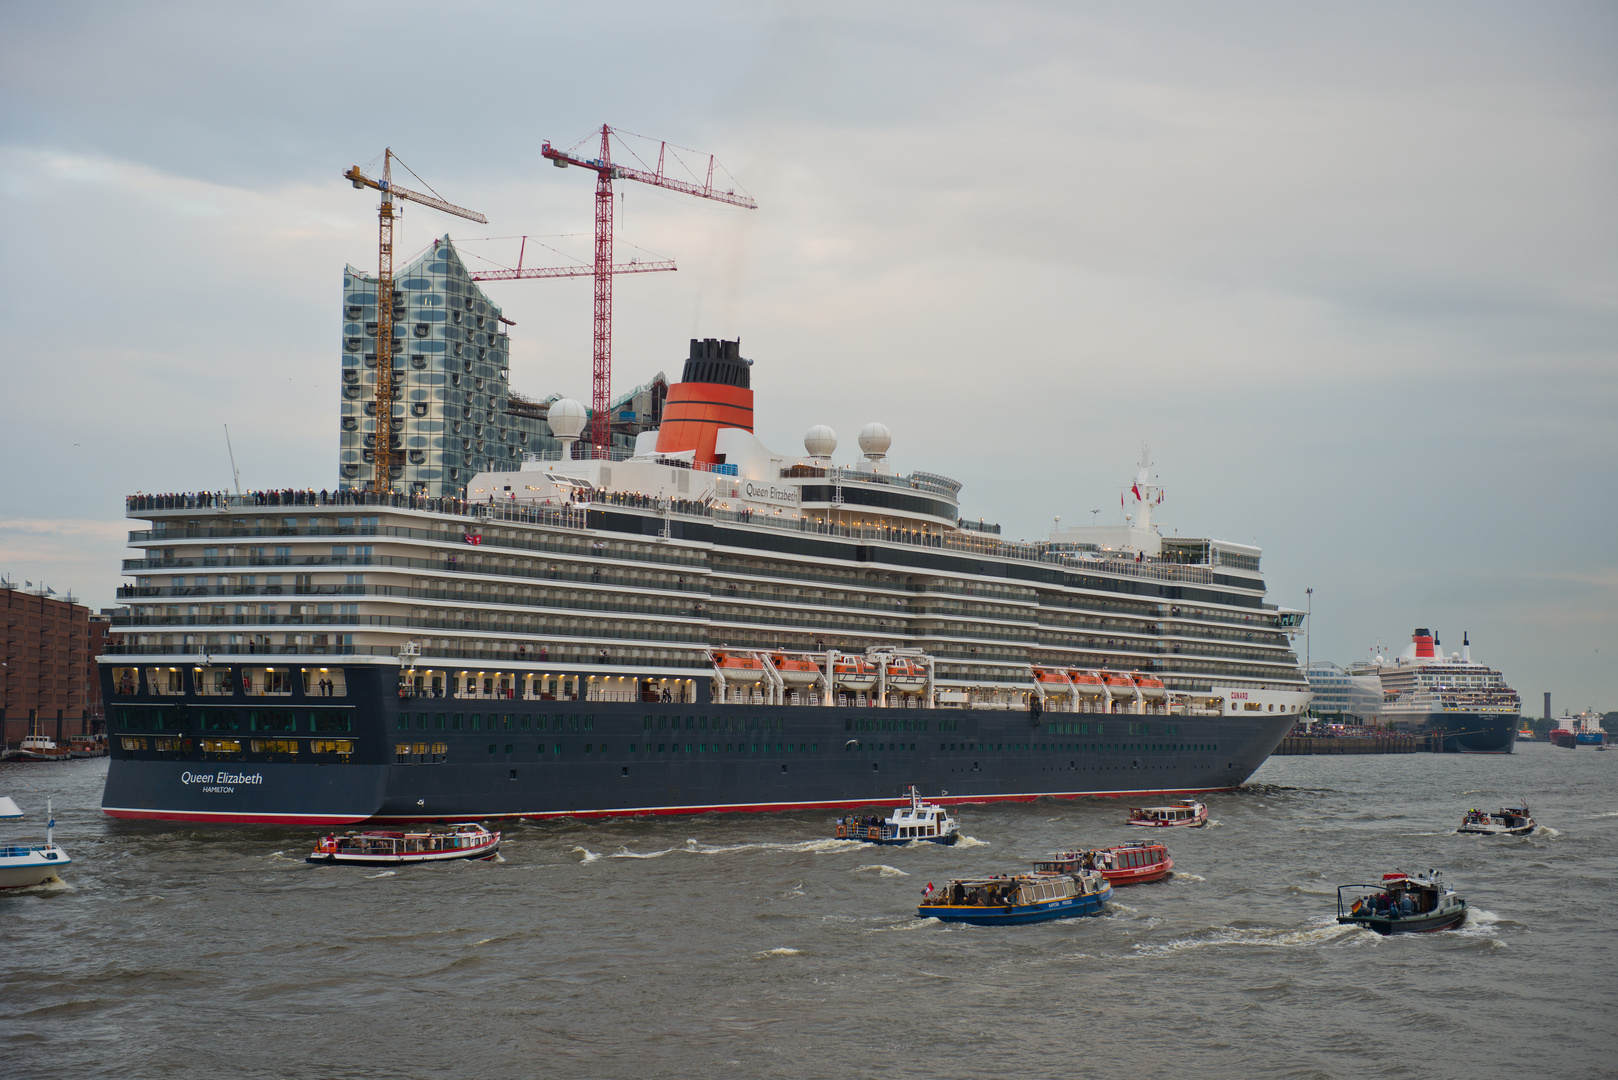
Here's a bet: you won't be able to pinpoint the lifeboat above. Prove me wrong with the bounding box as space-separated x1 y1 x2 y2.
1067 671 1105 697
833 657 877 691
770 653 824 686
885 658 928 690
1102 674 1136 696
712 651 765 675
1032 668 1072 696
1131 674 1168 701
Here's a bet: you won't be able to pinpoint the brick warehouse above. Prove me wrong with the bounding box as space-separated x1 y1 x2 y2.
2 586 117 745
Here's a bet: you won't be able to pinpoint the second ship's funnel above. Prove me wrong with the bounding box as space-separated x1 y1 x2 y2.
655 338 753 466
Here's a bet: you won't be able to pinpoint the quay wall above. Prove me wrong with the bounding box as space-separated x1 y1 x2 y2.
1272 735 1427 755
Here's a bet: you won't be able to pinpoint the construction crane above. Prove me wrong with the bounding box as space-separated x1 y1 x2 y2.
540 125 757 456
345 149 487 493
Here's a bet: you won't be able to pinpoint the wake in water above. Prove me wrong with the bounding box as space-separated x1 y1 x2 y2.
604 837 861 859
753 947 803 958
364 870 396 879
1132 917 1367 956
852 864 909 877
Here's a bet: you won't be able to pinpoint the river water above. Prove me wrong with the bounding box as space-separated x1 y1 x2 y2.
2 743 1613 1079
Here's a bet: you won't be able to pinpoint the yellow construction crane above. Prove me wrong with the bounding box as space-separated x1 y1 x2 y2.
345 149 487 494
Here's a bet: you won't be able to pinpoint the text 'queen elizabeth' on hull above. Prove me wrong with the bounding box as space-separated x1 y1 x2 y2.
100 339 1311 824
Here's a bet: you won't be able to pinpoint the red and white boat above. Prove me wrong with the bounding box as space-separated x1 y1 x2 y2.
1127 798 1207 828
307 823 499 865
1032 840 1173 885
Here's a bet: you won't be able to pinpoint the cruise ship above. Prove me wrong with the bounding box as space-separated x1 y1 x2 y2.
99 339 1311 824
1353 629 1520 753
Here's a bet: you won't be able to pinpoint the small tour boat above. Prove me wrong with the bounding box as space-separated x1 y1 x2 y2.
1337 871 1466 935
307 823 500 865
919 871 1112 925
0 799 71 890
68 737 108 759
835 787 959 845
4 734 72 762
1127 798 1207 828
1457 805 1535 836
1032 840 1173 885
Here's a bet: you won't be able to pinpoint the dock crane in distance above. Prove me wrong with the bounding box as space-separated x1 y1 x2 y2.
345 150 487 494
540 125 757 456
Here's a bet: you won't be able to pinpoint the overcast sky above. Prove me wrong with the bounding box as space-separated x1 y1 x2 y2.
2 2 1614 710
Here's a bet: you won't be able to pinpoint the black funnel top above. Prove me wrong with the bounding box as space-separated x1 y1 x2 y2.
681 338 751 389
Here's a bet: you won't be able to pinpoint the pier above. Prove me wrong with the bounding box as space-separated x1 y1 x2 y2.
1273 734 1426 755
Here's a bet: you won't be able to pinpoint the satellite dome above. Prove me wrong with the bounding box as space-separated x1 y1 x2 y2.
547 398 587 441
858 422 892 461
804 425 837 459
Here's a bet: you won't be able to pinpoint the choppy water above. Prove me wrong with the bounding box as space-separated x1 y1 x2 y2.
2 744 1614 1079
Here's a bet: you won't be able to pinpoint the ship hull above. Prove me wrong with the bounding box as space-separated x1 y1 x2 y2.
1383 711 1519 754
100 670 1296 824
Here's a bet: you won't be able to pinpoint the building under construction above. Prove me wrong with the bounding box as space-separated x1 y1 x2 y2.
340 237 668 498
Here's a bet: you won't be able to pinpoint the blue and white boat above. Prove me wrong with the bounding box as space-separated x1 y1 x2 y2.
835 786 959 845
0 799 71 890
919 870 1111 925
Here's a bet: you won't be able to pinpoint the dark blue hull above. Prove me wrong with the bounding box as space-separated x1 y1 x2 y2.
1389 712 1519 754
100 665 1295 824
920 888 1112 924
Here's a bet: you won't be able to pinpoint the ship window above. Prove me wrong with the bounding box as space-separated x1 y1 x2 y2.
313 738 355 757
488 744 497 754
121 737 148 751
201 738 242 754
416 714 427 730
117 706 146 730
658 744 666 753
453 714 463 730
397 713 410 731
312 709 351 733
112 667 140 696
200 710 239 731
471 714 481 730
251 739 297 755
436 714 446 730
250 709 296 732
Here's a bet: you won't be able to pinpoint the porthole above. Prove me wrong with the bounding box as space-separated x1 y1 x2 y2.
342 464 360 477
342 370 359 385
414 323 428 338
345 337 361 351
408 451 425 465
365 322 378 336
346 305 363 319
341 417 358 431
410 354 426 369
363 354 377 368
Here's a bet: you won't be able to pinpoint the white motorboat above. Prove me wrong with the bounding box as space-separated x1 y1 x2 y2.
1456 805 1535 836
0 796 23 821
0 799 72 890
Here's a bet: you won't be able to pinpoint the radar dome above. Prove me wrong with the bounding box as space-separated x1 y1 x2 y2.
547 398 588 441
858 422 892 461
804 425 837 459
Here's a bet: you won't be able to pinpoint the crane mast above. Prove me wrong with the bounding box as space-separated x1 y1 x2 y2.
541 125 756 456
344 150 486 494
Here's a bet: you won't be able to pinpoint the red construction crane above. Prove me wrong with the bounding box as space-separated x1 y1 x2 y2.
540 125 757 456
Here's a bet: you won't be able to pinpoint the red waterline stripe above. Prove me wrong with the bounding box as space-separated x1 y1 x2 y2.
369 786 1240 824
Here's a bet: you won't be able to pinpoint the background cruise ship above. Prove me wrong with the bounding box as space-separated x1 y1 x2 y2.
100 338 1311 823
1351 629 1520 753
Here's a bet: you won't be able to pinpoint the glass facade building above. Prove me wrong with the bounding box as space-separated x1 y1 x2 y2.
341 237 670 497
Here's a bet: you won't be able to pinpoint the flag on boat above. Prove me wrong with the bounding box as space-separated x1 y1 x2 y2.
1131 482 1142 500
923 882 934 896
463 533 482 545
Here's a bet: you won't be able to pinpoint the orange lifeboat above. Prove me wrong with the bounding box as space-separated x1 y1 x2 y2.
1131 674 1168 701
1068 671 1105 697
770 653 823 686
712 652 764 675
885 658 928 690
833 658 877 691
1032 667 1072 696
1103 674 1136 695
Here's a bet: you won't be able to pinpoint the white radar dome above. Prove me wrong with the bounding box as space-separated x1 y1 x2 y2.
547 398 588 441
804 425 837 459
858 422 892 461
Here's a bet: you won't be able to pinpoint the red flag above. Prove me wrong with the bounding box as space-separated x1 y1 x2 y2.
923 882 934 895
1131 482 1141 501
